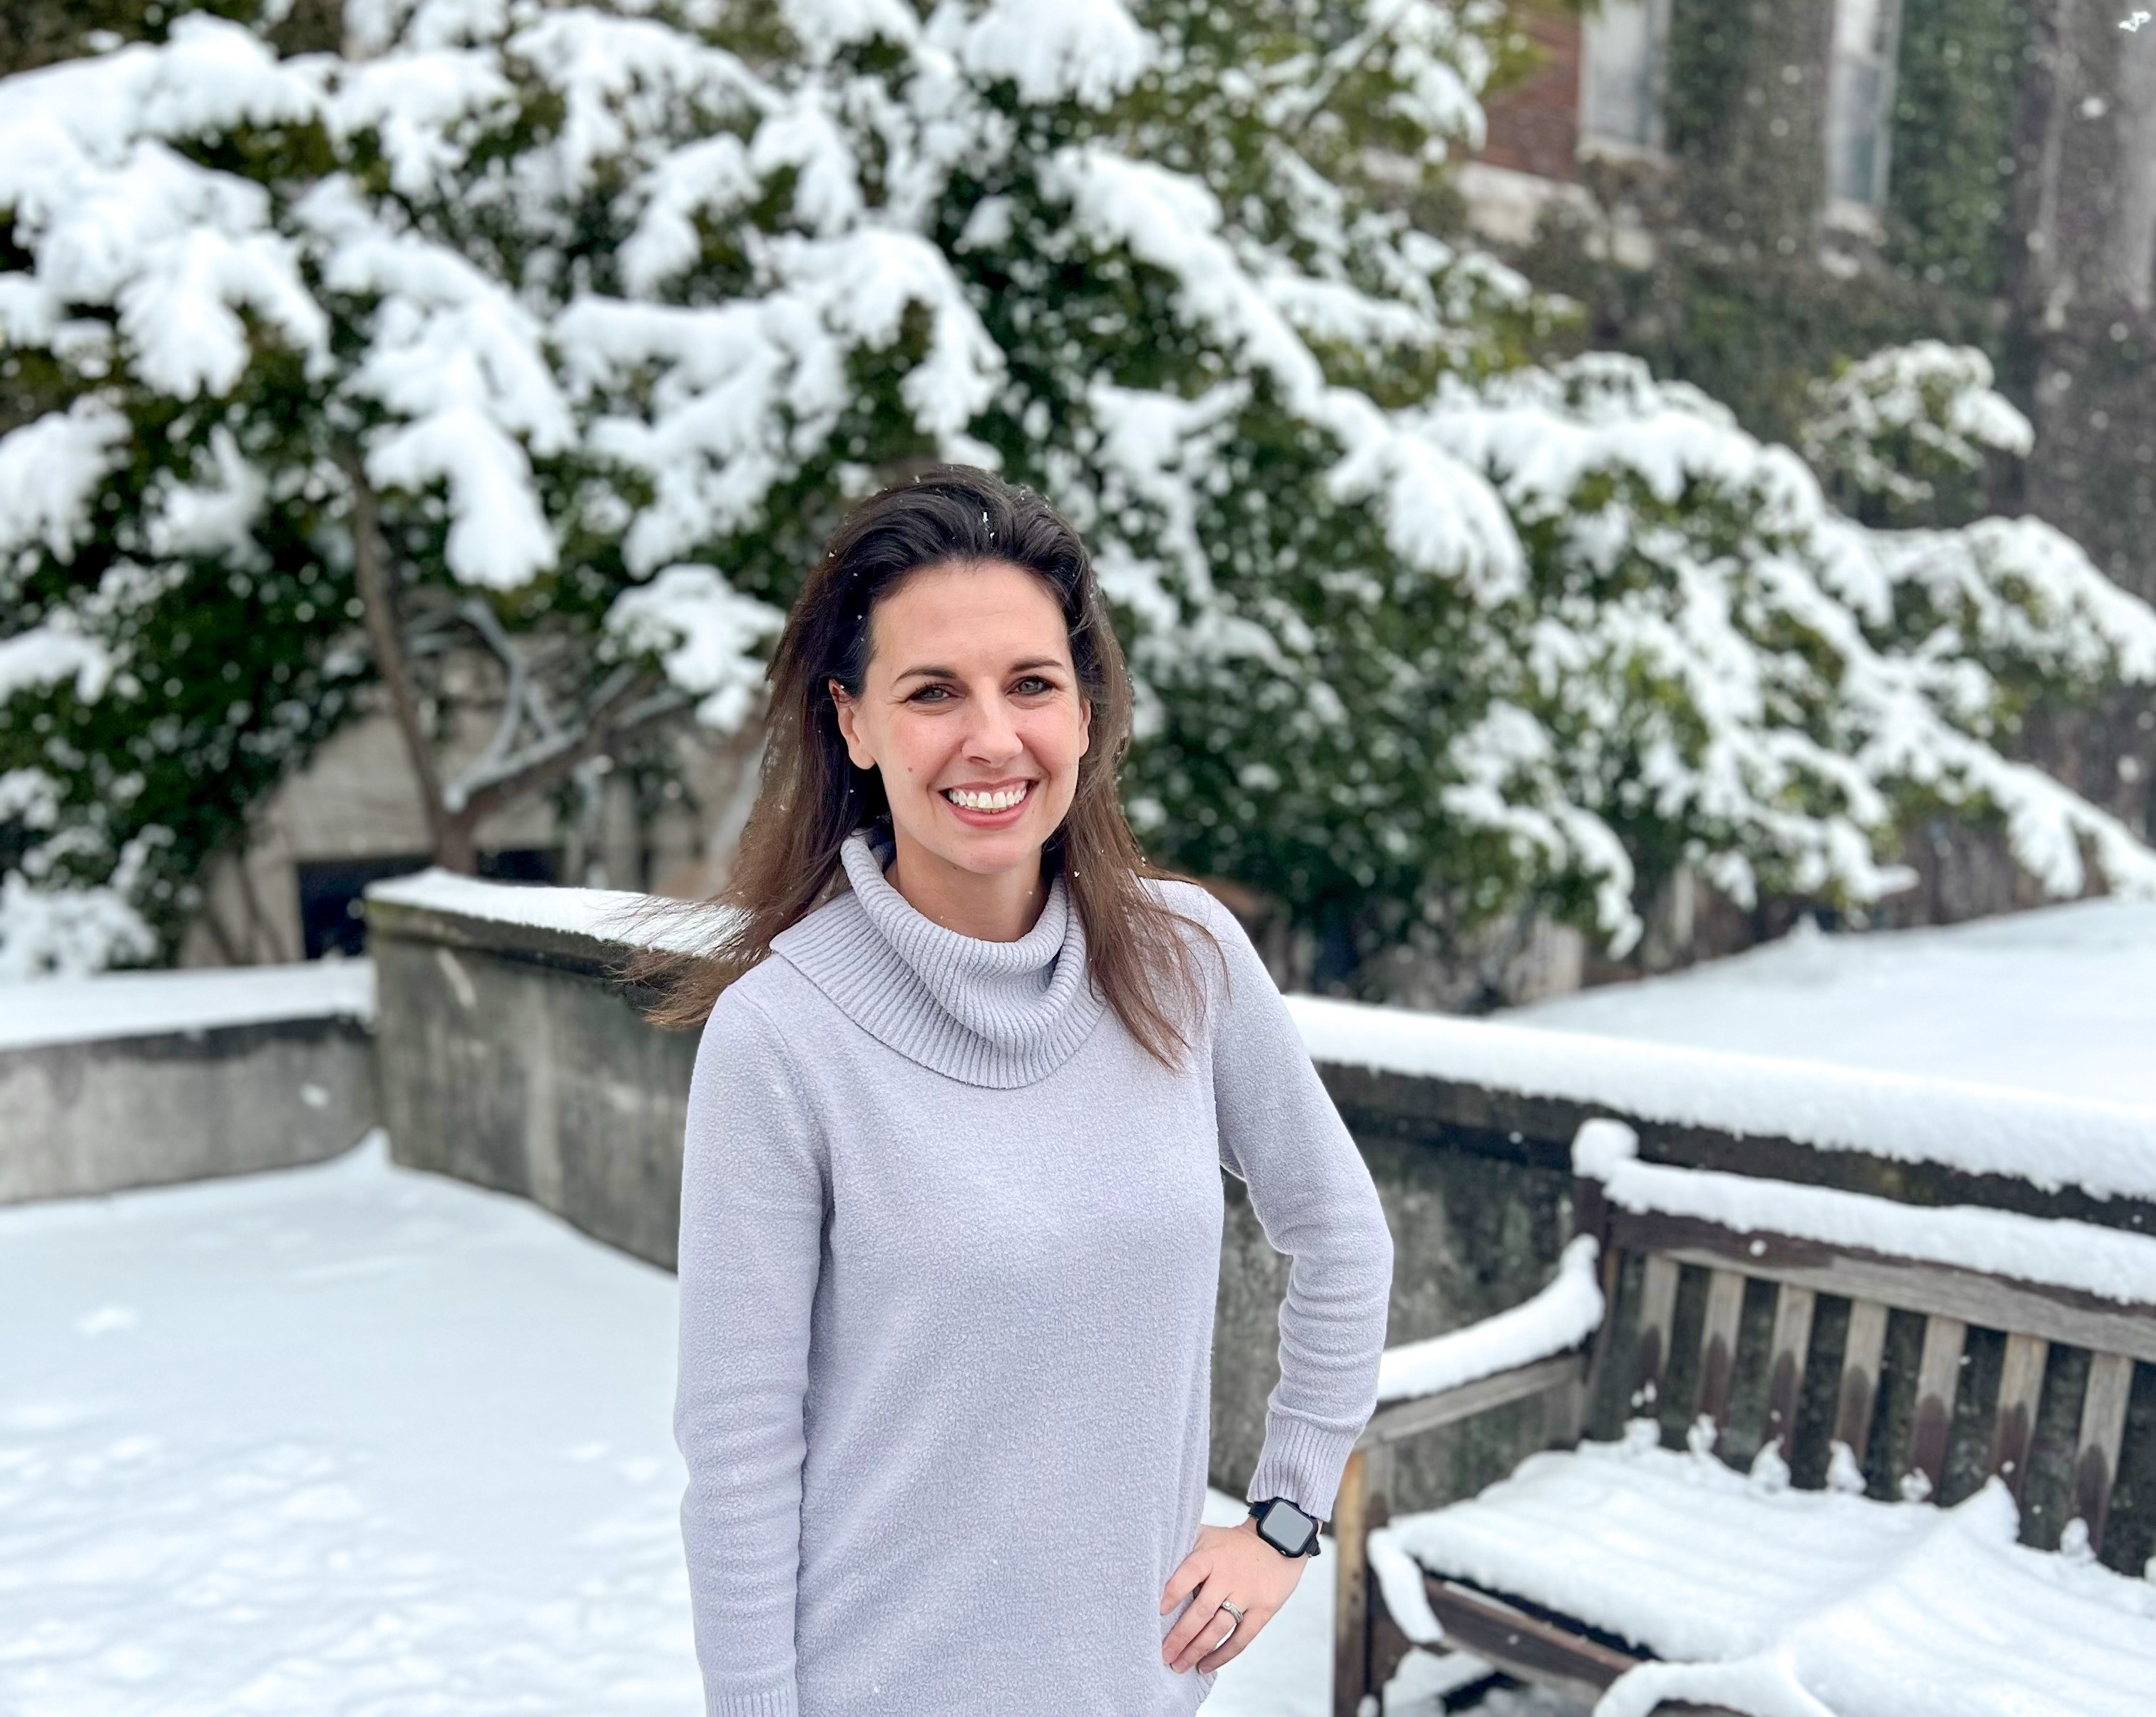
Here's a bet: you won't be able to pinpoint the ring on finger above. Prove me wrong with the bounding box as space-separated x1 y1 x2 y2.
1212 1598 1245 1651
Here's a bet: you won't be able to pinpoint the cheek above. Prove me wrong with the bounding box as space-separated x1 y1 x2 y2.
1028 707 1088 772
886 712 954 780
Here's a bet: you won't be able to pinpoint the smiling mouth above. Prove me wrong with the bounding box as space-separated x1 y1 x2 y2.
941 781 1033 813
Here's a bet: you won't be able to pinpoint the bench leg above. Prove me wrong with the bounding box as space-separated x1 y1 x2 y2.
1332 1445 1374 1717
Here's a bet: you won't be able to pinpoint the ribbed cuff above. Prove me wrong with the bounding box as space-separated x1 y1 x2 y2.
1245 1409 1361 1524
712 1683 797 1717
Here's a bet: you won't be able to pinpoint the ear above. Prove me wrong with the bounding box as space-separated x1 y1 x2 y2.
829 677 877 771
1076 690 1092 758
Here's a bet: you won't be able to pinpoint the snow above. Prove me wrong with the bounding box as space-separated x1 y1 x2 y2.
0 958 374 1052
1287 990 2156 1203
1799 342 2034 509
1376 1235 1603 1405
603 564 786 731
1508 900 2156 1108
0 622 111 704
951 0 1156 110
0 1137 1349 1717
1381 1432 2155 1717
1573 1118 2156 1307
0 861 158 981
0 1133 698 1717
364 868 740 954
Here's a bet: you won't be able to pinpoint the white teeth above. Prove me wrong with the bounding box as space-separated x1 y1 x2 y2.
944 782 1029 811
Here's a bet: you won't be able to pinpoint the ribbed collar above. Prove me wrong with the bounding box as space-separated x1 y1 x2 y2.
769 820 1108 1088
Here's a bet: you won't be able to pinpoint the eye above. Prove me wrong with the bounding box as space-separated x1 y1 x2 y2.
1015 675 1056 695
907 684 951 703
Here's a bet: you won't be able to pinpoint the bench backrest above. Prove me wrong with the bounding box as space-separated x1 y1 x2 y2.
1580 1184 2152 1569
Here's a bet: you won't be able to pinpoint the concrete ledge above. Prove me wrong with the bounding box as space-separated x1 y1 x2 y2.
0 1012 378 1204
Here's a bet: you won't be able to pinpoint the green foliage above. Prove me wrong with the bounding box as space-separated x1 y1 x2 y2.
1884 0 2025 299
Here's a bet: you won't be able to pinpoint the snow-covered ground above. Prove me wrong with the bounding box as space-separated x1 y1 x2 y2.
1507 898 2156 1107
0 1137 1408 1717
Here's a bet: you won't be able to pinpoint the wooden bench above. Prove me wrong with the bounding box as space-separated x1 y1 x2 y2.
1330 1118 2156 1717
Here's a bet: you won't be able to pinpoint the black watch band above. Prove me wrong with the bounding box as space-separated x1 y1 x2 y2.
1247 1496 1322 1558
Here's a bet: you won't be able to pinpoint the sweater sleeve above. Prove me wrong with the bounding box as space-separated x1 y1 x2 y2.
1198 891 1395 1526
675 988 827 1717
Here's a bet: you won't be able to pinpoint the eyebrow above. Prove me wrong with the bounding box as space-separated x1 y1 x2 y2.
893 657 1066 685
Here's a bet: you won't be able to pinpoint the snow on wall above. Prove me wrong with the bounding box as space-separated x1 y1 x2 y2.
363 867 738 955
1575 1119 2156 1306
361 871 2156 1203
1289 990 2156 1203
0 958 373 1053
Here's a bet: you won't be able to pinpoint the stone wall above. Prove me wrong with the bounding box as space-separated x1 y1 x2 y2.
366 881 2153 1571
0 1013 377 1204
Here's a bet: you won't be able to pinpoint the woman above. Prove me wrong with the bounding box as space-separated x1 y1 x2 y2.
648 464 1396 1715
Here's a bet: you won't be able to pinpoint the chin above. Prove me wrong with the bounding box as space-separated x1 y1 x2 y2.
927 829 1043 876
900 793 1069 876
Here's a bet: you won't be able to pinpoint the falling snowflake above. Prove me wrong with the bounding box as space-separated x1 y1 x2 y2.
2123 11 2152 32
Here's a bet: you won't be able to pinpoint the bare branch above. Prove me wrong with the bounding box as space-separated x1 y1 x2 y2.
339 448 458 866
449 670 694 833
442 598 566 814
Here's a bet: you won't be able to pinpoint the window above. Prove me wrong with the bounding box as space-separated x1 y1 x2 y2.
1827 0 1903 207
1580 0 1674 155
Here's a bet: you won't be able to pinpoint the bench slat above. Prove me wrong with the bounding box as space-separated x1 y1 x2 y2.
1693 1268 1746 1447
1834 1299 1889 1470
1420 1577 1747 1717
1357 1351 1584 1450
1763 1283 1817 1456
1632 1253 1680 1421
1906 1315 1966 1498
2073 1352 2135 1557
1615 1210 2156 1365
1986 1332 2049 1502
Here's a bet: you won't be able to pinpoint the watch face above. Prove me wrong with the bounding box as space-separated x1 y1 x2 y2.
1257 1502 1316 1555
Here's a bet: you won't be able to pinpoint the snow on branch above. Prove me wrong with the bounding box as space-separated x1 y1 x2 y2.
3 0 2155 975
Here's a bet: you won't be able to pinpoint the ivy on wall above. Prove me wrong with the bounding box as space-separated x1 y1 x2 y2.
1510 0 2015 466
1884 0 2027 298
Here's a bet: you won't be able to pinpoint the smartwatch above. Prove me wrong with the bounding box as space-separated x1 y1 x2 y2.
1247 1496 1322 1558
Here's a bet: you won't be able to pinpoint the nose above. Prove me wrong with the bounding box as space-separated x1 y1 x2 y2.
963 687 1023 764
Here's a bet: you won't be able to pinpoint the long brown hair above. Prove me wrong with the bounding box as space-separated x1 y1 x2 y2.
625 464 1225 1071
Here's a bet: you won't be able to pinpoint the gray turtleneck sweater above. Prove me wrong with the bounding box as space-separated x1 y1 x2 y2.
673 823 1395 1717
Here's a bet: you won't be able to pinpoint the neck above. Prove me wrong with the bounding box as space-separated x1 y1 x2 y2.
883 822 1051 942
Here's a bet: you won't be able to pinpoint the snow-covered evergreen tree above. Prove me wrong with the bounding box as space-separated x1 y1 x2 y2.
3 0 2154 982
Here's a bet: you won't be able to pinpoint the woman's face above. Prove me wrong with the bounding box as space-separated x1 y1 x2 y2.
831 558 1091 882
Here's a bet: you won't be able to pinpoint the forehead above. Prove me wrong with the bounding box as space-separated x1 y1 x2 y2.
869 560 1071 665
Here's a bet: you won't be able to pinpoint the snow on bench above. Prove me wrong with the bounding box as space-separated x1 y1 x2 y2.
1377 1430 2154 1717
1333 1118 2156 1717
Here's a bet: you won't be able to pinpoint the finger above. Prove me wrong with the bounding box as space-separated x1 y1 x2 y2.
1172 1596 1247 1675
1158 1547 1210 1614
1163 1574 1235 1670
1195 1609 1256 1676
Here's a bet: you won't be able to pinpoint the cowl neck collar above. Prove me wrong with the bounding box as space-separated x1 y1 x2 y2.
769 820 1107 1087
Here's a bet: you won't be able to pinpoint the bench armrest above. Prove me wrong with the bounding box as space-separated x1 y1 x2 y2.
1357 1235 1605 1451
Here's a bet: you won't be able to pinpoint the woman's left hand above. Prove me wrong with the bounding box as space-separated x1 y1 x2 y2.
1158 1517 1307 1676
